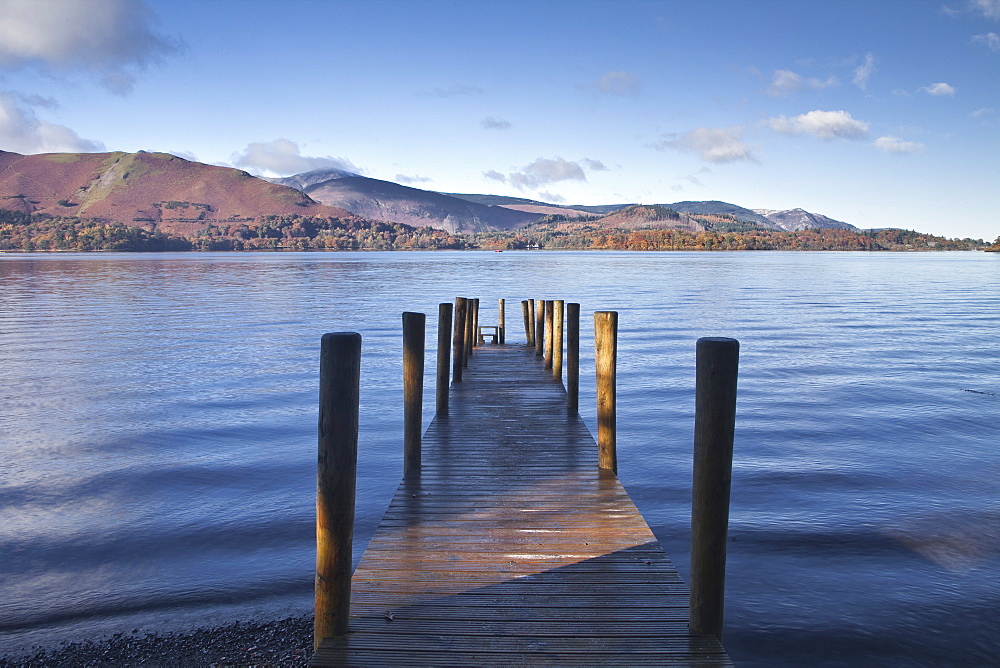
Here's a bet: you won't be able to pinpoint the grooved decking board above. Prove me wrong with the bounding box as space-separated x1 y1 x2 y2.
311 344 731 666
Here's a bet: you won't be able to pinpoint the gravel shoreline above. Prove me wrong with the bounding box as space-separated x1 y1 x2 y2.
0 615 313 667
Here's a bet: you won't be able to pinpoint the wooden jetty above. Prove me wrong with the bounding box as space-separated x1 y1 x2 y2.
312 300 735 666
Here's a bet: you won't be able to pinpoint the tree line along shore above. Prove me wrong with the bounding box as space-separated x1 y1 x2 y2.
0 209 992 252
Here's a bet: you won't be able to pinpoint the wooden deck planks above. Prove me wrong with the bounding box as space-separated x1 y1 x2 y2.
311 344 731 666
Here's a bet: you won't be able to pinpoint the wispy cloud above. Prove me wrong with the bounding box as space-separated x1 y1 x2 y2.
481 116 511 130
0 91 105 153
419 84 483 97
971 106 996 118
972 32 1000 50
921 82 956 96
655 126 755 163
967 0 1000 20
395 173 432 185
588 70 640 97
485 157 604 191
853 53 877 89
874 136 926 154
538 191 566 203
765 110 869 139
232 138 360 177
766 69 838 96
0 0 181 94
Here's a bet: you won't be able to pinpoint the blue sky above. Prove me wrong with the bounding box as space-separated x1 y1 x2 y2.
1 0 997 239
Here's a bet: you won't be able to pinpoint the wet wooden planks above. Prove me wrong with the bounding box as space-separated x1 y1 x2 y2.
311 345 731 666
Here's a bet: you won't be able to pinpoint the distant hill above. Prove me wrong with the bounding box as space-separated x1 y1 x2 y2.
0 150 354 236
591 204 704 231
754 208 857 232
665 201 778 228
264 167 359 191
293 177 539 233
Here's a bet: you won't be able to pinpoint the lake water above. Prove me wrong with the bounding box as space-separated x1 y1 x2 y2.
1 250 998 665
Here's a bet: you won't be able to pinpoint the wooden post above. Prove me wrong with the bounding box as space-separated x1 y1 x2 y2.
521 300 531 346
453 298 467 382
315 332 361 647
594 311 617 473
498 298 505 344
527 299 536 347
535 300 545 357
567 303 580 411
552 299 564 382
464 298 474 365
436 303 452 414
402 312 425 472
472 298 480 349
544 300 554 369
690 337 739 642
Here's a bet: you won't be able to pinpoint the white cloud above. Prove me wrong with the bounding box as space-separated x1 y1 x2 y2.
971 107 996 117
508 157 587 190
968 0 1000 20
481 116 511 130
658 126 755 163
395 173 432 185
0 91 105 153
853 53 877 89
766 69 838 96
483 169 507 183
537 191 566 203
765 110 869 139
590 71 640 97
581 158 608 171
972 32 1000 50
0 0 180 94
232 138 360 177
922 82 956 96
874 136 926 154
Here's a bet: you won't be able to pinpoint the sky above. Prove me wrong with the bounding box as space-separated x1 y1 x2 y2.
0 0 998 239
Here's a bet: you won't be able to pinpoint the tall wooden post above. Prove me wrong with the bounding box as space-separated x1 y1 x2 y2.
521 300 531 346
552 299 564 382
527 299 536 347
472 299 480 350
464 298 474 365
498 298 506 344
436 303 452 414
594 311 617 473
544 300 554 369
690 337 739 642
315 332 361 647
535 300 545 357
402 312 425 472
567 303 580 411
453 298 467 382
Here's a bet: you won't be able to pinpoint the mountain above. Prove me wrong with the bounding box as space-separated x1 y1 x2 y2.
665 201 779 228
590 204 705 231
443 193 595 218
264 167 359 191
293 176 539 233
754 208 857 232
0 150 354 236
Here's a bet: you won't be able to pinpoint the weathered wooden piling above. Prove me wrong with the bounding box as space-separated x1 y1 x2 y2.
544 300 554 369
471 299 480 354
552 299 564 382
402 312 425 472
567 302 580 411
464 298 474 365
436 303 452 414
690 337 739 642
498 298 506 344
452 298 468 383
527 298 536 346
594 311 617 473
534 299 545 357
521 300 531 345
315 332 361 647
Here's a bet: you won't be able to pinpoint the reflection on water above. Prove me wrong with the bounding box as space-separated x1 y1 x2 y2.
1 250 998 663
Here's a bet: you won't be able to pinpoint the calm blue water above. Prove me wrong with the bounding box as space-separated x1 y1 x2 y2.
1 251 998 664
